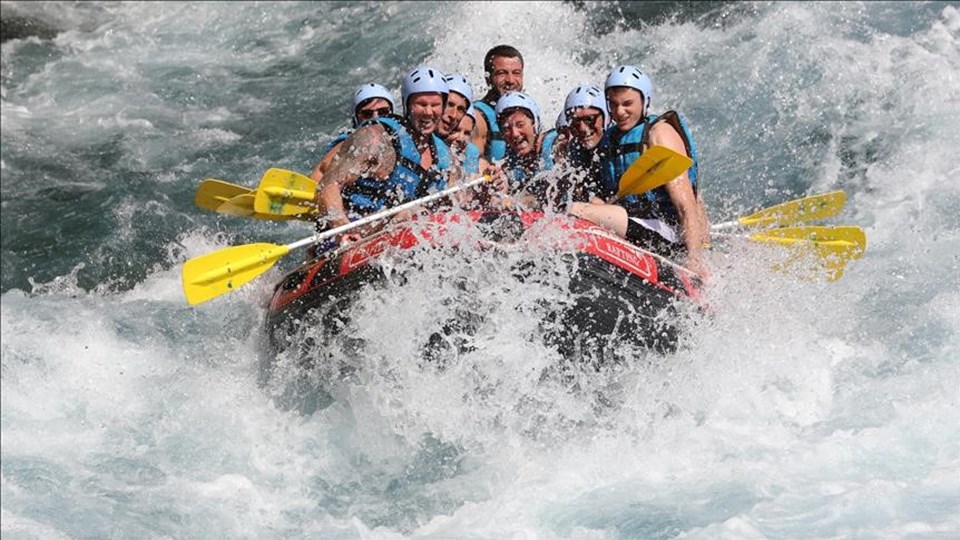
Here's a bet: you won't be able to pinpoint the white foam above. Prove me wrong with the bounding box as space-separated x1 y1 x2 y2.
2 2 958 538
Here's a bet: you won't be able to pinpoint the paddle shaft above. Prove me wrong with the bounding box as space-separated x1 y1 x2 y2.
288 175 489 252
712 221 751 232
712 231 846 243
712 228 864 250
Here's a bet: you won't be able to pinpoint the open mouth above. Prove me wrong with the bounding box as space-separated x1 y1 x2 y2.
511 137 530 152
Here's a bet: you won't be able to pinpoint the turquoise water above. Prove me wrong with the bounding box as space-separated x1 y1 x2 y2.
2 1 958 538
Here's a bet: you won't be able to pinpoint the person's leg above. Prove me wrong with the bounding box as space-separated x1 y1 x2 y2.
568 202 629 236
570 201 682 256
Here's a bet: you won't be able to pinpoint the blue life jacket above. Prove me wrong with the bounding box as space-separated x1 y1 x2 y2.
473 101 507 162
462 141 481 175
342 116 452 215
502 131 558 190
539 128 559 171
600 110 699 225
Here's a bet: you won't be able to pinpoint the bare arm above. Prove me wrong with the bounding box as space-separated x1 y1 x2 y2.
309 140 344 182
315 124 396 229
648 121 709 269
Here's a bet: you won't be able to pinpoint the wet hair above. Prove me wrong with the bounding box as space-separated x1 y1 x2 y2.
483 45 524 83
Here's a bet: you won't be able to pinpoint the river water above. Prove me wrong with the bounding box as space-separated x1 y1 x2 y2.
2 2 958 538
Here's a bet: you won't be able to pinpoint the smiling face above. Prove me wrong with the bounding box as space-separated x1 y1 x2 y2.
438 91 469 138
499 108 537 156
567 106 605 150
447 113 474 151
605 87 645 132
489 56 524 96
407 93 445 136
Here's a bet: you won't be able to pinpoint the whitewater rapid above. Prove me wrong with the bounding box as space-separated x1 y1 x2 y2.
2 1 958 538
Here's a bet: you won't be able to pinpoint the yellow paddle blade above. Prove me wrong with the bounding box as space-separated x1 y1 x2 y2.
750 226 867 281
739 191 847 228
195 179 252 212
615 145 694 201
214 193 305 221
253 168 317 216
182 242 291 305
194 179 301 221
214 193 293 220
749 225 866 250
216 193 256 216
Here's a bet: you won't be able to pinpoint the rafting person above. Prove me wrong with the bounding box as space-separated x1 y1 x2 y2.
437 73 487 179
539 84 609 210
449 105 488 176
313 66 459 245
309 82 396 182
487 91 560 208
568 65 710 276
557 84 608 199
551 109 572 159
471 45 524 162
437 73 471 141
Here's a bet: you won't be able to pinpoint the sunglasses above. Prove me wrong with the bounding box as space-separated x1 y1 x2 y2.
568 113 602 127
357 106 392 120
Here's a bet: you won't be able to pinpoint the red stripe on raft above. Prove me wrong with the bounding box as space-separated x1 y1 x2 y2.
268 211 700 311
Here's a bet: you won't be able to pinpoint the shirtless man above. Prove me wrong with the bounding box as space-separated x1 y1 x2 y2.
313 67 460 244
309 82 396 182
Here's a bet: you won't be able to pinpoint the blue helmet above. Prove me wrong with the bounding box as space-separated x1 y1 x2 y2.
604 65 654 116
563 84 608 127
555 111 568 129
351 82 396 127
465 104 477 122
442 73 473 107
495 91 541 133
400 66 449 116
